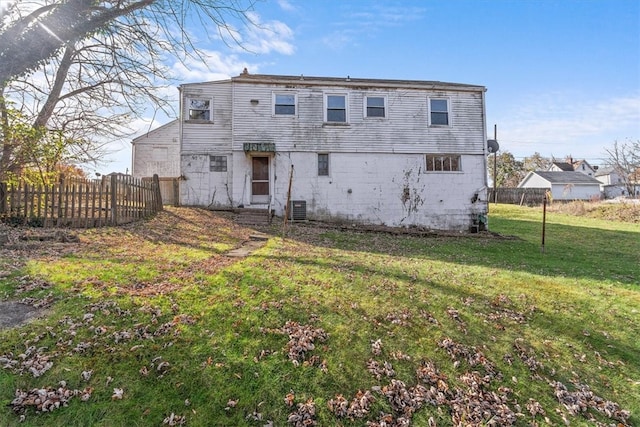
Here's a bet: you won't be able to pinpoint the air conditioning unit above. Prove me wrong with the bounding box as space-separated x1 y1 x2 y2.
288 200 307 221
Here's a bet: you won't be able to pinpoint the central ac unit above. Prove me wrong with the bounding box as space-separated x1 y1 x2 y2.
289 200 307 221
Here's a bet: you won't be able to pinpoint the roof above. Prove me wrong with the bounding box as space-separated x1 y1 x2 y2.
528 171 601 184
131 119 179 144
551 162 574 171
594 166 618 177
230 71 486 92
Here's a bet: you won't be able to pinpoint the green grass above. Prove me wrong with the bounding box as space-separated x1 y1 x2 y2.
0 205 638 426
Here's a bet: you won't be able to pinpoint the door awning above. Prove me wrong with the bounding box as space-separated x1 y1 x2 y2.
243 143 276 152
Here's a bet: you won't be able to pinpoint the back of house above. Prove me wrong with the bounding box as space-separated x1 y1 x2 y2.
147 72 490 231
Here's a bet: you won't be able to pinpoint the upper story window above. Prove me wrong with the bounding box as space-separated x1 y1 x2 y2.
426 154 461 172
429 98 449 126
325 94 348 123
274 93 296 116
365 95 386 118
188 98 212 121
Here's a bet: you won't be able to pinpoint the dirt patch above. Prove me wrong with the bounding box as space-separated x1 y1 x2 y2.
0 301 47 330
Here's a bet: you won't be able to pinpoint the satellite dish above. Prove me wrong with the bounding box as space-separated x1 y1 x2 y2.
487 139 499 153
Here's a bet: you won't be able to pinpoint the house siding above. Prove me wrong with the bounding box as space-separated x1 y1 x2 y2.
131 120 180 178
143 74 489 231
231 83 485 154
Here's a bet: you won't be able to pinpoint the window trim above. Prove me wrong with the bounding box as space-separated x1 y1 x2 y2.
364 94 387 119
428 97 450 127
209 155 227 172
317 153 330 176
187 97 213 122
425 154 461 172
324 93 349 124
272 92 297 117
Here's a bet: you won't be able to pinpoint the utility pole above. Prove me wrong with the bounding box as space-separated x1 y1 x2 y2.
493 124 498 203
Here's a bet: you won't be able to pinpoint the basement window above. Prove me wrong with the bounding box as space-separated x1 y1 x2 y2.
209 155 227 172
318 153 329 176
426 154 461 172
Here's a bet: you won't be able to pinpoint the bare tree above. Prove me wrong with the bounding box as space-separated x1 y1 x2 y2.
0 0 257 180
0 0 256 85
604 139 640 197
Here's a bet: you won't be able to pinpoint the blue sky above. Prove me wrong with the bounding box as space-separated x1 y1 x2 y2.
105 0 639 174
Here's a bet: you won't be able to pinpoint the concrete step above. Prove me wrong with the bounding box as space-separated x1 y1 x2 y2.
235 208 271 225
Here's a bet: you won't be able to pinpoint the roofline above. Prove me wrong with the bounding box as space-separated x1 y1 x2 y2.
230 73 486 92
130 119 179 144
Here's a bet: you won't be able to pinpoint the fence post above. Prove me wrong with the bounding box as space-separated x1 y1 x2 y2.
173 178 180 207
57 174 65 223
152 174 163 212
0 182 6 215
111 174 118 225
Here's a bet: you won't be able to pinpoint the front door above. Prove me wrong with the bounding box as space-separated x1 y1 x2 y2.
251 156 270 204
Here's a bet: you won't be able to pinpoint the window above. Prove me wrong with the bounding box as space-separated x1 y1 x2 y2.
325 94 347 123
365 96 386 118
318 153 329 176
274 93 296 115
189 98 211 121
209 155 227 172
429 98 449 125
426 155 461 172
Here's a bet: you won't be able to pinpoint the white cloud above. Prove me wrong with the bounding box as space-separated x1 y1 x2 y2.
232 12 295 55
277 0 296 12
321 5 426 50
497 93 640 161
169 50 251 82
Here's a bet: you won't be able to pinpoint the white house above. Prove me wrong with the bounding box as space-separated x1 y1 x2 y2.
549 158 596 176
518 171 602 200
131 120 181 204
134 72 490 231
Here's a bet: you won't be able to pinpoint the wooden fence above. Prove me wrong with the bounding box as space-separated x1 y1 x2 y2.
488 188 548 205
0 174 162 228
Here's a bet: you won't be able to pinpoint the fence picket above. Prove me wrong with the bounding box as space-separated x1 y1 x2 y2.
0 175 162 228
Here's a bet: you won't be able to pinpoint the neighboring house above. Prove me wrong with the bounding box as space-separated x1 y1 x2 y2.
131 120 181 205
596 167 640 198
518 171 602 200
549 158 596 176
135 71 490 231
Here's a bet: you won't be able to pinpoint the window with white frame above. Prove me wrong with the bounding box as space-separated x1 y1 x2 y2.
365 95 386 118
188 98 212 121
209 155 227 172
318 153 329 176
274 93 296 115
429 98 449 126
426 154 461 172
325 94 347 123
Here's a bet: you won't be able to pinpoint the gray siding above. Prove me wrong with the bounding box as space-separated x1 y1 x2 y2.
181 81 233 154
231 83 485 154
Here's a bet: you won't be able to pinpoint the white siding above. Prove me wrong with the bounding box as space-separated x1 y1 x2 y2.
180 153 233 208
231 83 485 155
550 184 601 201
181 81 233 154
131 120 180 178
178 76 489 231
231 152 487 230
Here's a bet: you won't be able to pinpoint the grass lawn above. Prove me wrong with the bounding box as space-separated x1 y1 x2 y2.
0 204 638 426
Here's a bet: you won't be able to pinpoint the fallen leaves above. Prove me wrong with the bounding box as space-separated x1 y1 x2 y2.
10 384 93 414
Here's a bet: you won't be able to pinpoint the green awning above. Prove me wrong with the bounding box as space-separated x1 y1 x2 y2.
243 143 276 152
